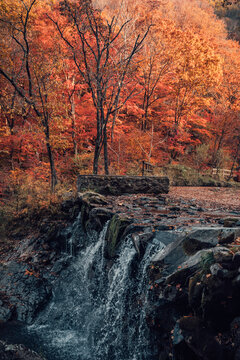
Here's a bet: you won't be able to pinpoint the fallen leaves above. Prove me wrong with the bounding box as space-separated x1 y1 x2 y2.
24 268 40 278
167 187 240 212
24 269 34 276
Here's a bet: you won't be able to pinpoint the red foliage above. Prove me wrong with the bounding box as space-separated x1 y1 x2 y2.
0 0 239 184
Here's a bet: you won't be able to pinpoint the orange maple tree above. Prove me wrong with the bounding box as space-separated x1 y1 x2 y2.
0 0 239 196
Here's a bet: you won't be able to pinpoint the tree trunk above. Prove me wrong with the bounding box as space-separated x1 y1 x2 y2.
43 115 58 192
211 135 219 166
212 125 226 166
70 78 78 157
230 140 240 179
104 132 109 175
46 140 58 192
93 141 101 174
71 98 78 157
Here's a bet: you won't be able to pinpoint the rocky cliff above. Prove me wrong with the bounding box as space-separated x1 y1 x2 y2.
0 190 240 359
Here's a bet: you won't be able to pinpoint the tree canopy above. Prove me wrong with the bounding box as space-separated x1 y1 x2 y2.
0 0 240 193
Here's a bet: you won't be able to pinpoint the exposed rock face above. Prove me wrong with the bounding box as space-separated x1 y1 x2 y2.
1 189 240 360
148 227 240 360
0 341 46 360
78 191 113 232
77 175 169 195
0 260 51 323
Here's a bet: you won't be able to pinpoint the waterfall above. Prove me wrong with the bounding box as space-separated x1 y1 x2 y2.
27 217 166 360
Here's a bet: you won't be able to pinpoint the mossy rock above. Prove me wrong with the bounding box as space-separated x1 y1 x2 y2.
200 252 215 273
78 191 108 206
104 215 132 259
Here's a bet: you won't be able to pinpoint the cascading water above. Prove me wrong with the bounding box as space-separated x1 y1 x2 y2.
27 215 166 360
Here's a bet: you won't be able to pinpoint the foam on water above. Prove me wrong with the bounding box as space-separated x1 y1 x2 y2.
27 217 166 360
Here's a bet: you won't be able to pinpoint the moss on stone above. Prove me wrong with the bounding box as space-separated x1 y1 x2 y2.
200 252 215 273
105 215 132 259
79 191 107 205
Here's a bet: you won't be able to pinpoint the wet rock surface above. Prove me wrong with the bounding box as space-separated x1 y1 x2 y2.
104 214 132 259
148 230 240 360
0 340 46 359
0 187 240 359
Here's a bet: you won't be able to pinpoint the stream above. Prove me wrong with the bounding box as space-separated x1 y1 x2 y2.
0 217 169 360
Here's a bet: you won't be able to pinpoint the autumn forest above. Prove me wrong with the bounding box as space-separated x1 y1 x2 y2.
0 0 240 201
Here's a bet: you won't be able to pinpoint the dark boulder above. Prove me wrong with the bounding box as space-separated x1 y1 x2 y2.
173 316 232 360
78 191 108 231
132 232 154 258
0 261 51 324
88 207 114 232
0 306 12 322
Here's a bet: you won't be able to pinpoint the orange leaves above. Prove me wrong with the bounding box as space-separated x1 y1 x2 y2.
0 0 239 180
24 269 34 276
24 268 40 278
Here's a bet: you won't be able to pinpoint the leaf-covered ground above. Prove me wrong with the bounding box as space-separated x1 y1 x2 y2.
167 186 240 212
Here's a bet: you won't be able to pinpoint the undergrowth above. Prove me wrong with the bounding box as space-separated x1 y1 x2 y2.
156 164 240 187
0 171 77 241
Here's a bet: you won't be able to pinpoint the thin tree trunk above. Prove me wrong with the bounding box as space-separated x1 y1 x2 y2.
211 135 219 166
93 141 100 174
71 98 78 156
148 123 154 162
230 140 240 179
212 125 226 167
8 123 15 170
46 140 58 192
70 77 78 156
103 126 109 175
93 112 102 174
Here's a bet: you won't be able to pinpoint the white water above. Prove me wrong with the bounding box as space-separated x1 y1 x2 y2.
27 218 166 360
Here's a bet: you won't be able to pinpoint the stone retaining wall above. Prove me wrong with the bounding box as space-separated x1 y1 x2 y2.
77 175 169 195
